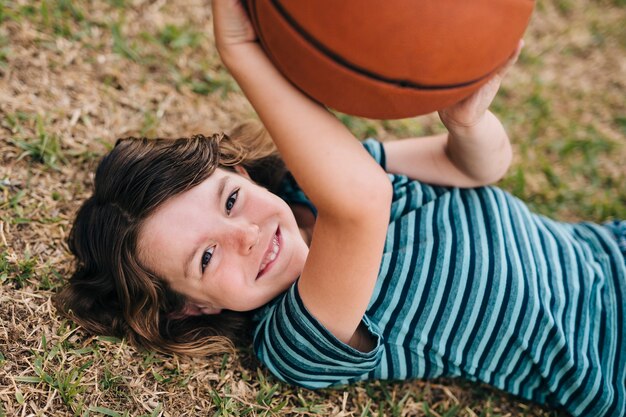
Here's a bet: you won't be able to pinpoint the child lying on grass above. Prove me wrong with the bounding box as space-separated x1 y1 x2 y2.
56 1 626 415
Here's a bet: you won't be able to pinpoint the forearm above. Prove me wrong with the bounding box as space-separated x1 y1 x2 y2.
220 44 390 217
443 110 512 185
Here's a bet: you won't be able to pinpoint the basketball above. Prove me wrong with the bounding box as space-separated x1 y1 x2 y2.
244 0 535 119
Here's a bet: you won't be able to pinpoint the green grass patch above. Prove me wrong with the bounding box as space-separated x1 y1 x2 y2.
187 71 238 96
38 266 64 291
0 33 9 68
0 251 37 289
155 24 202 51
16 334 93 413
13 132 66 169
4 113 67 170
39 0 86 38
614 116 626 136
0 250 64 291
524 83 553 141
110 21 141 62
1 0 94 41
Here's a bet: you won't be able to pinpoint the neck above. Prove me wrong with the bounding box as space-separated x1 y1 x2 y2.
290 203 315 246
299 227 313 246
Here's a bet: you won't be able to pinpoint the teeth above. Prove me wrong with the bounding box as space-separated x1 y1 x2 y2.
258 234 280 273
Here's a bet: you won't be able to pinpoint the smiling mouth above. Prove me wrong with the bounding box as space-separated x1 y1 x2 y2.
257 227 281 279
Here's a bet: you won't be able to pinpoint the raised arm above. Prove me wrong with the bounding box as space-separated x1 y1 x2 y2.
213 0 391 347
384 42 523 188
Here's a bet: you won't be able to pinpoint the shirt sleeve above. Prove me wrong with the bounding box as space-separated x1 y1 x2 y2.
252 281 384 389
362 138 386 170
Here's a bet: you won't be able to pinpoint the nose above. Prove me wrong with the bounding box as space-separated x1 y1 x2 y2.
232 221 260 254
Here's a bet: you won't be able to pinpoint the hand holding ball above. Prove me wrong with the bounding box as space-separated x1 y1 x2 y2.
244 0 534 119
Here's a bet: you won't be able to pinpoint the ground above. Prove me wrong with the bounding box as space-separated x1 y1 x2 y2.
0 0 624 416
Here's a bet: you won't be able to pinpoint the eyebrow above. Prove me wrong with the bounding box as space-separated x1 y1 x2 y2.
182 175 229 280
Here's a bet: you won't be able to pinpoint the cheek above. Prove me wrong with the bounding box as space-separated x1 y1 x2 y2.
209 264 249 302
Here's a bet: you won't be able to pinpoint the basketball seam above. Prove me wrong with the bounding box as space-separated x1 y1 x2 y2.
270 0 496 91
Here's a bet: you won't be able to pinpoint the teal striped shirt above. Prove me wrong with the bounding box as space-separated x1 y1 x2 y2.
253 139 625 417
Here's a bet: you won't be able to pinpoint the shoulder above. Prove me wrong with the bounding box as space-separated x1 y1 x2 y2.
252 282 384 389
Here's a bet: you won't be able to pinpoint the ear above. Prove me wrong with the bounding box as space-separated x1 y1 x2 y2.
178 302 222 317
234 165 251 179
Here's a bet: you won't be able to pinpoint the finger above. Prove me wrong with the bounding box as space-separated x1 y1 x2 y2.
509 39 524 64
495 39 524 78
507 40 524 66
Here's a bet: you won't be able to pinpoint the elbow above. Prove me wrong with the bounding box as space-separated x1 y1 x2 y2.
464 141 513 187
485 141 513 185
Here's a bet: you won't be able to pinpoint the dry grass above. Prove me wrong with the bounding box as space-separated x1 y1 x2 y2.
0 0 624 416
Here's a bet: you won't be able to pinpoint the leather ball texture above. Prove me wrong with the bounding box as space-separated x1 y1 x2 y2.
244 0 535 119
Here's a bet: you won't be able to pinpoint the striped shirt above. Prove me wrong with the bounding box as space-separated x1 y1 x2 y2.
252 139 625 417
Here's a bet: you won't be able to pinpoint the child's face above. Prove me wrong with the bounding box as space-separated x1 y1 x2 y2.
137 168 309 315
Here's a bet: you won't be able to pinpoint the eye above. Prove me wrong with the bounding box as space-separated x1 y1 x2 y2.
201 247 214 273
225 189 239 215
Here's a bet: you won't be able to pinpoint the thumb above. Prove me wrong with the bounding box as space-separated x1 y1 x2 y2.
496 39 524 78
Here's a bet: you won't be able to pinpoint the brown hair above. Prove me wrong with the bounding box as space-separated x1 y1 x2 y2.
55 122 286 355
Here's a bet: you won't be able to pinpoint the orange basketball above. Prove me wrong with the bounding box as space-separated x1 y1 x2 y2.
244 0 534 119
